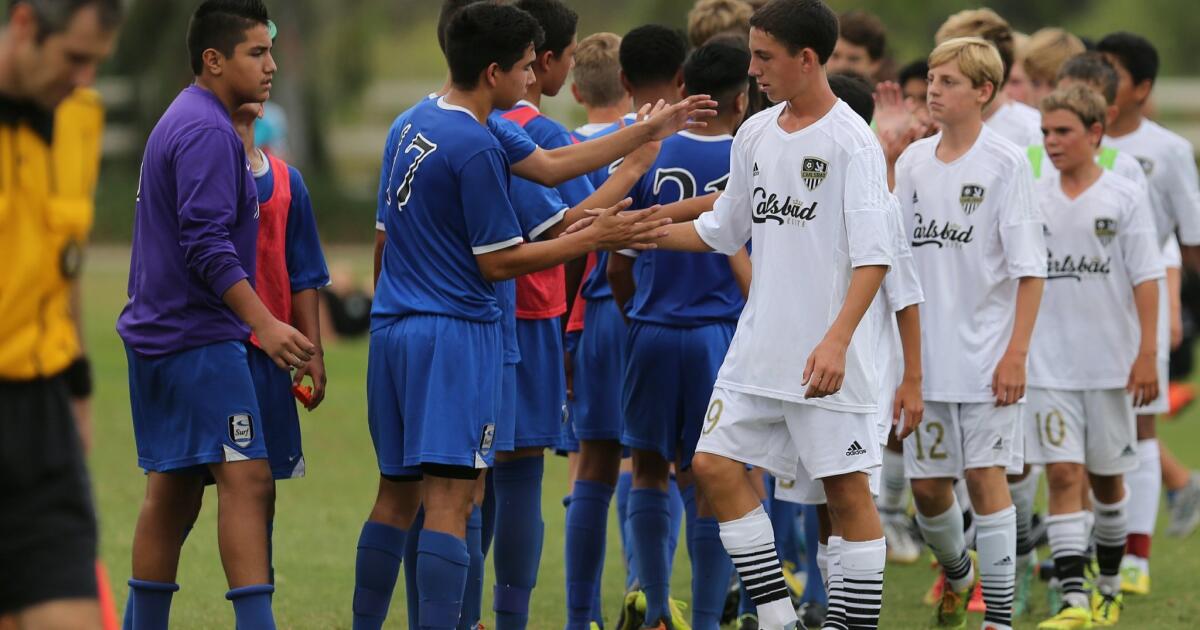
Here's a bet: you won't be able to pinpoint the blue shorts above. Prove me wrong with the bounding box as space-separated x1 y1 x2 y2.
246 346 306 480
573 297 627 442
513 317 567 449
557 331 583 454
621 321 734 469
495 363 517 453
125 340 267 473
367 315 503 475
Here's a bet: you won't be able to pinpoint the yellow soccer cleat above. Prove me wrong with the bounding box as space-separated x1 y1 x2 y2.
1091 591 1124 627
782 560 806 602
616 590 646 630
929 581 972 629
1119 564 1150 596
668 598 691 630
1038 606 1094 629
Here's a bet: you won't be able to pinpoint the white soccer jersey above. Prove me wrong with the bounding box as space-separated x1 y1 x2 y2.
894 125 1047 402
1029 170 1165 390
986 100 1043 148
695 100 895 412
1105 119 1200 247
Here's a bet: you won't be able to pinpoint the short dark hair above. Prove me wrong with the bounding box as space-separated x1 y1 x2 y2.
10 0 123 42
1058 52 1119 105
437 0 483 56
829 71 874 122
684 38 751 114
898 59 929 86
619 24 687 89
748 0 838 62
445 2 543 89
1097 32 1159 86
514 0 577 58
838 9 886 61
186 0 269 76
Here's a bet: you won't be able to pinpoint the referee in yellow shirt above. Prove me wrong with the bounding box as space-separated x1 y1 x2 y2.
0 1 120 628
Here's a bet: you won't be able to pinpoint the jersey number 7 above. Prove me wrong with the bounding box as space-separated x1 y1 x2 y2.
394 133 439 210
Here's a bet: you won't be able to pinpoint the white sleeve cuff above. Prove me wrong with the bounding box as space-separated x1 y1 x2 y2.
472 236 523 255
375 221 386 232
528 208 568 241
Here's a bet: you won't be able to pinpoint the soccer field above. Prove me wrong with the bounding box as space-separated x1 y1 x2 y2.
83 246 1200 628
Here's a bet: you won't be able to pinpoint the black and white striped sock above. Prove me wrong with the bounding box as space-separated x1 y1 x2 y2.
1047 511 1090 610
839 537 886 630
976 506 1017 628
719 506 798 629
823 536 847 630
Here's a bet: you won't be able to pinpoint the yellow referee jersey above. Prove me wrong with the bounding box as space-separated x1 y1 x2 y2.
0 88 104 380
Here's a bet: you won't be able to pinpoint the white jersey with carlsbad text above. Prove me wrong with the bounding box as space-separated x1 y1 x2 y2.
695 100 895 413
894 125 1047 402
1105 119 1200 248
1029 170 1164 390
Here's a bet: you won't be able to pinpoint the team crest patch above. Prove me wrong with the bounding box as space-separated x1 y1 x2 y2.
479 423 495 456
1095 217 1118 246
801 157 828 190
959 184 986 215
1136 156 1155 176
228 414 254 448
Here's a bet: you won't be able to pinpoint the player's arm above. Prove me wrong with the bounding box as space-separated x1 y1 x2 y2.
541 143 659 239
992 276 1044 406
374 229 386 288
1130 279 1160 407
892 304 923 438
476 200 669 281
804 265 888 399
223 281 316 369
607 252 636 321
1167 265 1183 349
291 289 325 409
510 95 716 186
285 170 331 409
728 247 752 298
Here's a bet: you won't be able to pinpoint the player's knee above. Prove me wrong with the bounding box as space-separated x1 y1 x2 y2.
909 478 951 513
690 452 734 488
1045 464 1084 494
1136 414 1157 438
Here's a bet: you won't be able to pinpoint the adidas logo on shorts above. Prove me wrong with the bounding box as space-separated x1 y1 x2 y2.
1121 444 1136 457
992 437 1004 450
845 441 867 457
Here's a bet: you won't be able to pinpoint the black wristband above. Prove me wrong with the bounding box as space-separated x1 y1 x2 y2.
64 356 93 398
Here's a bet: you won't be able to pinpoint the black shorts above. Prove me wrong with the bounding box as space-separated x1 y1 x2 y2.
0 376 98 614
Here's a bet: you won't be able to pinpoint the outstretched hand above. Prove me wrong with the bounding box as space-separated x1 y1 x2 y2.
579 199 672 251
643 95 719 140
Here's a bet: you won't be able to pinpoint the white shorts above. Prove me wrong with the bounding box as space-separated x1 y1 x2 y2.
1025 388 1139 475
774 459 881 505
903 401 1020 479
696 387 882 483
1135 279 1170 415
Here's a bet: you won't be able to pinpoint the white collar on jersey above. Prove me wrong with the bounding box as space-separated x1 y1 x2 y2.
515 99 540 112
678 130 733 142
437 96 483 122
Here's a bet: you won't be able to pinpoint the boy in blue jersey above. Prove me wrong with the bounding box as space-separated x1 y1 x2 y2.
563 23 692 630
116 2 313 629
607 39 753 630
352 5 672 629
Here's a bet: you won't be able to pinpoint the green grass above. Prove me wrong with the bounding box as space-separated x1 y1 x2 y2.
84 246 1200 628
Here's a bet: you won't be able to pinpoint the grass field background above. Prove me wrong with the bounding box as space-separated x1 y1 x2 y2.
83 246 1200 628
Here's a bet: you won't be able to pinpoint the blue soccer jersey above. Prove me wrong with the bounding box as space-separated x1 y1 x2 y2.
372 97 523 327
625 131 744 326
579 114 637 300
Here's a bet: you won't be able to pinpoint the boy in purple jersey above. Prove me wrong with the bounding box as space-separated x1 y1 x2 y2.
116 2 314 628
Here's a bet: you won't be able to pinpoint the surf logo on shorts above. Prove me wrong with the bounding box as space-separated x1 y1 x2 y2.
228 414 254 448
801 157 828 191
959 184 986 215
479 423 495 456
1095 217 1118 246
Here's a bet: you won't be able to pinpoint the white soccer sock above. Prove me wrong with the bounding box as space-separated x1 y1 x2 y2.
823 536 847 630
1127 439 1161 537
878 449 908 515
840 538 886 630
975 506 1016 628
955 480 977 547
817 542 830 591
719 506 798 629
1047 511 1090 610
1009 472 1039 560
915 501 974 592
1092 493 1128 595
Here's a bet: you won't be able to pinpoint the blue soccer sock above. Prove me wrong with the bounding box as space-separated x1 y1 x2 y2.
681 483 698 564
126 579 179 630
492 457 546 629
126 524 193 630
267 518 276 588
769 492 801 570
565 480 615 628
417 530 470 630
459 506 484 630
482 473 496 557
802 505 828 605
226 584 275 630
352 521 407 630
667 478 684 571
691 517 733 630
629 487 672 624
404 510 424 630
615 470 635 587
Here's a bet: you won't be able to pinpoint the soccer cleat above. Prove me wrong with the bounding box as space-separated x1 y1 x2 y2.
1119 563 1149 596
1037 605 1093 629
667 599 691 630
967 580 985 613
1091 591 1123 627
882 513 923 564
722 579 740 625
782 561 805 605
737 613 759 630
923 570 946 606
1166 472 1200 538
617 590 646 630
1167 381 1196 417
930 578 973 628
590 624 602 630
797 601 826 629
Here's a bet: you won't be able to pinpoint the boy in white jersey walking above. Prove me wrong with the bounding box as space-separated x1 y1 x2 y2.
893 37 1047 630
1096 32 1200 594
652 1 897 627
1028 85 1164 630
